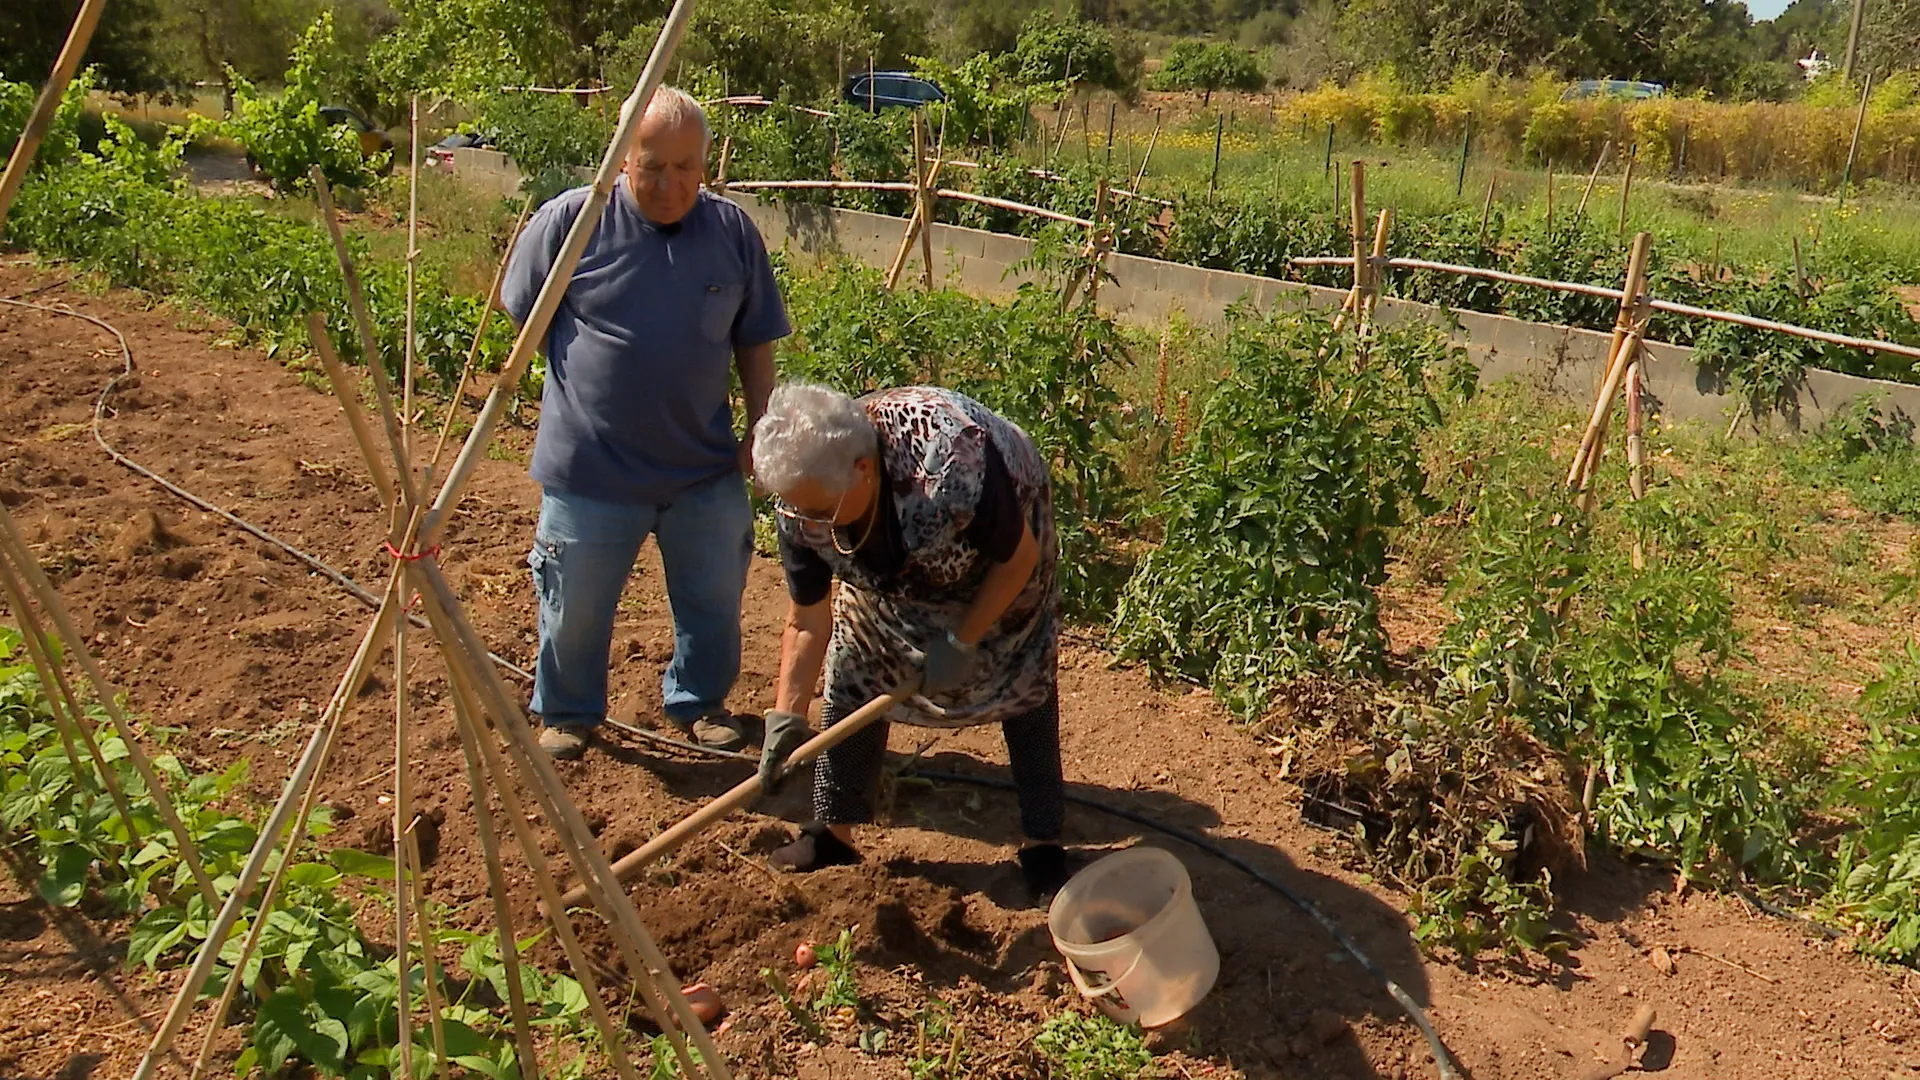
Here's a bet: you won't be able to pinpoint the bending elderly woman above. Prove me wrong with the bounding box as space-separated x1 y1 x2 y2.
751 382 1069 895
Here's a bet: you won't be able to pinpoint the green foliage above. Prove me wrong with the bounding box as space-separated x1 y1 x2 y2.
1032 1012 1154 1080
1792 394 1920 521
197 15 387 193
472 90 610 199
0 628 599 1079
1013 12 1137 96
1148 40 1266 104
1823 642 1920 961
1410 825 1559 958
910 52 1059 148
812 925 861 1012
0 65 94 183
1113 313 1459 719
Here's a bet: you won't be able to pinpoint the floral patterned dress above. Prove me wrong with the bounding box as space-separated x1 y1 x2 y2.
775 387 1059 727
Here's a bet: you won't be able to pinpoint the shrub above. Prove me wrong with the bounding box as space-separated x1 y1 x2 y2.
1113 312 1460 718
1013 12 1136 96
1149 40 1266 105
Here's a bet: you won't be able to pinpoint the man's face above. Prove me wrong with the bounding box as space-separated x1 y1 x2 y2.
624 108 707 225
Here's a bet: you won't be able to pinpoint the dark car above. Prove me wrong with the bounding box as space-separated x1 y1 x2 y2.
843 71 944 112
426 129 497 170
1560 80 1667 102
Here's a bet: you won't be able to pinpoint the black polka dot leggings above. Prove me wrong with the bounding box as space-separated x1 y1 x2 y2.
810 693 1064 843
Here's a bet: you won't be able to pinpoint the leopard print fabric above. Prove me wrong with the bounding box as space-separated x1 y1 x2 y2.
776 387 1059 729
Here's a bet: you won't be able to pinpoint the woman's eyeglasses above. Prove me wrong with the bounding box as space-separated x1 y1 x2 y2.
773 488 848 527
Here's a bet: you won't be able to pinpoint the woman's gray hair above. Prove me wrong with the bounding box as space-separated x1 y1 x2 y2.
639 85 711 150
753 382 877 496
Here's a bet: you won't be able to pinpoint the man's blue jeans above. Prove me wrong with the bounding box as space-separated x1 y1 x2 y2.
528 473 752 731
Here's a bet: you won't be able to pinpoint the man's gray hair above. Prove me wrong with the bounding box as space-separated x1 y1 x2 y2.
637 85 711 150
753 382 877 496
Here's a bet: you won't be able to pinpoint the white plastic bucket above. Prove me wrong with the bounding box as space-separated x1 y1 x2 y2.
1046 846 1219 1028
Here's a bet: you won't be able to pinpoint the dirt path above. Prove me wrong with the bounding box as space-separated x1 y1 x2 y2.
0 264 1914 1080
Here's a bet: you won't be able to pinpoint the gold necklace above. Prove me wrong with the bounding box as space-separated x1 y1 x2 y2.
833 482 879 556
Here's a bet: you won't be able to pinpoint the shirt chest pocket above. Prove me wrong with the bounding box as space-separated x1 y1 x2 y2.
699 281 745 344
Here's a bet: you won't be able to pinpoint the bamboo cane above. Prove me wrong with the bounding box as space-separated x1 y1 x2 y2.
131 580 405 1080
1567 234 1653 491
0 0 106 230
392 588 417 1080
0 553 143 843
1349 161 1367 302
1356 207 1393 365
1626 354 1647 570
409 559 725 1079
437 649 643 1080
1575 140 1612 219
419 0 700 550
405 827 453 1080
428 193 535 482
307 313 397 506
1564 329 1644 495
0 506 220 908
187 700 354 1080
310 167 420 510
561 679 917 909
1132 110 1161 190
917 139 937 291
441 653 541 1080
1084 178 1112 309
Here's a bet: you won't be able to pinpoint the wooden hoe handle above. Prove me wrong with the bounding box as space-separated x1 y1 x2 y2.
557 680 917 908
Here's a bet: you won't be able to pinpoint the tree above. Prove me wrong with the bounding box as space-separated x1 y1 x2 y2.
1149 39 1265 104
0 0 185 96
1012 11 1139 94
1861 0 1920 79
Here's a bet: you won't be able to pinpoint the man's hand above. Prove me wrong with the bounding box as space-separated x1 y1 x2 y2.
738 434 762 496
758 709 812 794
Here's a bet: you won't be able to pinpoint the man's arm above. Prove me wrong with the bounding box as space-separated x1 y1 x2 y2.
735 340 776 476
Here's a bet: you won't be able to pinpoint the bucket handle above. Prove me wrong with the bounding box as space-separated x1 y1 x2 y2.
1064 949 1149 1002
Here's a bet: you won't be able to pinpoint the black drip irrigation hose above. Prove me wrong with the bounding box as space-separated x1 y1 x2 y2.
0 296 537 684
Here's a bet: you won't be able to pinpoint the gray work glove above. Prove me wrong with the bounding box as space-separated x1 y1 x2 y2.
921 632 979 697
758 709 812 795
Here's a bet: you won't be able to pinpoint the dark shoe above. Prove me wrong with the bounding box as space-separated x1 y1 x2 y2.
769 821 861 873
1019 844 1071 896
672 709 748 752
538 724 591 761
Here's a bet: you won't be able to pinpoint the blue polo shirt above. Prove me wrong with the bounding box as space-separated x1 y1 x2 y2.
502 184 791 504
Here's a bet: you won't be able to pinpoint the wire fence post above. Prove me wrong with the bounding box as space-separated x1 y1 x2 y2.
1455 113 1473 199
1840 72 1873 208
1209 112 1224 194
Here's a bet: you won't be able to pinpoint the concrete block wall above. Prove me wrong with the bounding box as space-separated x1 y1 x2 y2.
446 150 1920 430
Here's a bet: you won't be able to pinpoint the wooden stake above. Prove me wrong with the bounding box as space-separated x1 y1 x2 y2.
1134 110 1160 189
0 0 106 229
560 679 918 909
0 506 220 908
405 826 453 1080
1626 351 1647 569
1568 232 1654 504
1617 143 1636 238
1840 72 1873 208
1545 160 1555 234
1478 169 1498 248
1792 237 1808 299
917 117 936 291
418 0 700 550
1356 207 1393 365
392 585 417 1080
1209 113 1224 194
1576 140 1612 220
1349 161 1368 300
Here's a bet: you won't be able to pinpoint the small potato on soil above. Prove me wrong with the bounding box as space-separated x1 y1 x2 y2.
681 983 724 1025
794 942 817 969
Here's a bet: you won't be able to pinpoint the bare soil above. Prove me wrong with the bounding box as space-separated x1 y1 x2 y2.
2 263 1918 1080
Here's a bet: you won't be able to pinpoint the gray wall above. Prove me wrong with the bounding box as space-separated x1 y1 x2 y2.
444 149 1920 430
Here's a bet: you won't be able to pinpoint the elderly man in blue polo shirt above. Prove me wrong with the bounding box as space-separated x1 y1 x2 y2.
502 87 790 760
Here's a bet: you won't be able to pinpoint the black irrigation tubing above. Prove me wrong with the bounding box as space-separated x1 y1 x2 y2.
601 723 1463 1080
0 296 537 684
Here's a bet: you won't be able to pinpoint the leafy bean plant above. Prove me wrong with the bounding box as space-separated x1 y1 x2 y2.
1032 1012 1153 1080
1822 642 1920 961
0 630 603 1079
1114 311 1467 719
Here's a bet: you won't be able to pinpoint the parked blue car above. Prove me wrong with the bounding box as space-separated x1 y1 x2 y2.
843 71 945 112
1560 80 1668 101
